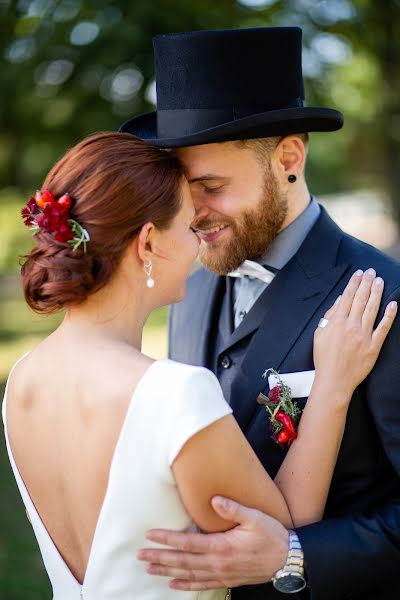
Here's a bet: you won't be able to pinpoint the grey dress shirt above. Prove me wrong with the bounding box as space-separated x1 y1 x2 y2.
232 197 321 328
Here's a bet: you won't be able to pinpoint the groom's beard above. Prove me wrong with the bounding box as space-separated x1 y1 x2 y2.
195 171 288 275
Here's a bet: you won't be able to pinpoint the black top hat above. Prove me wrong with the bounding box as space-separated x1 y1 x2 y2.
120 27 343 147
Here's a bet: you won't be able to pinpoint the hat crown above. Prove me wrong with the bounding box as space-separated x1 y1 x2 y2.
119 26 343 146
154 27 304 112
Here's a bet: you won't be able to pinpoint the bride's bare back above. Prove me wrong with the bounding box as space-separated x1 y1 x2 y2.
6 336 153 583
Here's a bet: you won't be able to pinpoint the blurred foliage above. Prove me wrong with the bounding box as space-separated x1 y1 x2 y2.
1 0 400 597
0 189 33 273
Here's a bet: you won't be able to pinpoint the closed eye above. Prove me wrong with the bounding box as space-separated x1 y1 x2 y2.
203 185 224 195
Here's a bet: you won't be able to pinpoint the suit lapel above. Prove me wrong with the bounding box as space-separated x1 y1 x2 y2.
219 277 276 352
228 207 350 431
186 269 226 368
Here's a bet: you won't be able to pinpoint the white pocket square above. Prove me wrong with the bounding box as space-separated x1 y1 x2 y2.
268 370 315 398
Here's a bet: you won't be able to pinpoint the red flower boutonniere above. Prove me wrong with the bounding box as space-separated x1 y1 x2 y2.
257 369 301 448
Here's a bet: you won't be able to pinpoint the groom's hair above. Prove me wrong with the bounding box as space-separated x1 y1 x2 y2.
235 133 309 166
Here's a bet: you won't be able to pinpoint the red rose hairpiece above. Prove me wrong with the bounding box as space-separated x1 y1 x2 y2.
21 189 90 253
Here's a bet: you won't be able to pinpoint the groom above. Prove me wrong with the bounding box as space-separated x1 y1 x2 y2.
121 28 400 599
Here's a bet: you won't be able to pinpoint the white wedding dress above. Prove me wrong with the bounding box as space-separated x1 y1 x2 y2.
3 355 232 599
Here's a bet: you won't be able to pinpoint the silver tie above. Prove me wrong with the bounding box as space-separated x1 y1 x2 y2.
227 260 275 285
227 260 276 328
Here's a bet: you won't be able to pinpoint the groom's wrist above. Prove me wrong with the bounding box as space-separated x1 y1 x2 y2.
271 530 307 593
270 527 291 577
261 524 289 582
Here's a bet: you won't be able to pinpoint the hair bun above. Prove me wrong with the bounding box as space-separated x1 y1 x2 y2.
22 235 112 314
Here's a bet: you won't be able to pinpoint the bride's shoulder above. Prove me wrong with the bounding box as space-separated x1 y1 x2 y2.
5 351 35 396
160 359 222 394
161 359 215 379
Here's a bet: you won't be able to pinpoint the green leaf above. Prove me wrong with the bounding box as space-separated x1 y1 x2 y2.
68 219 90 253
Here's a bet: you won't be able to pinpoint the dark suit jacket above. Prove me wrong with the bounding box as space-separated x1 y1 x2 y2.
169 207 400 600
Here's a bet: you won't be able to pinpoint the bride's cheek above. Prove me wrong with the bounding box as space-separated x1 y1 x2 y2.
188 238 200 274
191 233 200 259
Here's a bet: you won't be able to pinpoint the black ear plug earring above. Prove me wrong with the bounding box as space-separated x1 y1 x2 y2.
288 174 297 183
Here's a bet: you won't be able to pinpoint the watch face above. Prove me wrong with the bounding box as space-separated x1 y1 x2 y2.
273 573 306 593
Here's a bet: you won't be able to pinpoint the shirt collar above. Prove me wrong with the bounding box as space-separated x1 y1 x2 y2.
260 196 321 270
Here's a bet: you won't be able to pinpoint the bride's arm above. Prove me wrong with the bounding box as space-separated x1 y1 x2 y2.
273 270 396 526
172 270 397 531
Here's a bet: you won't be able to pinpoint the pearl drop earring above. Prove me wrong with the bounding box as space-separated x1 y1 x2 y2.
144 260 155 288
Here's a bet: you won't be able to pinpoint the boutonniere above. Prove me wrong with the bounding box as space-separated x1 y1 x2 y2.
257 369 301 448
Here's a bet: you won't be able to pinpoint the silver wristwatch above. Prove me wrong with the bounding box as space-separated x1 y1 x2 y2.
272 530 307 594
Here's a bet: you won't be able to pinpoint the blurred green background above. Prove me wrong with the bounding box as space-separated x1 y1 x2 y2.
1 0 400 597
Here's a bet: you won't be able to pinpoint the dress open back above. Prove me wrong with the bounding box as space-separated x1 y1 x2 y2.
3 354 231 599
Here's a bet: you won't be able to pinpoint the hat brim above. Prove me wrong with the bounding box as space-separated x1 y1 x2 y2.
119 106 343 147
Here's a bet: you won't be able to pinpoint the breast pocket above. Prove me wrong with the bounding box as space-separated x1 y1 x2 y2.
268 369 315 399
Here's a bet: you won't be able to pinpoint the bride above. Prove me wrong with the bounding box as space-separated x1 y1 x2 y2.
3 132 396 600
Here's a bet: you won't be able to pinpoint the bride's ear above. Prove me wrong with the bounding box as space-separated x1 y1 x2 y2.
137 222 157 264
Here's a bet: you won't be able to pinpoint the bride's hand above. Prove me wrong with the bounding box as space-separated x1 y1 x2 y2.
313 268 397 400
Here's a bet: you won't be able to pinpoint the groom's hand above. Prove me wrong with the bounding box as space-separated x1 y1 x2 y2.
137 496 289 591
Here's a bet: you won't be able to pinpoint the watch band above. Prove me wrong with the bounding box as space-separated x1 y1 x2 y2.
272 530 307 593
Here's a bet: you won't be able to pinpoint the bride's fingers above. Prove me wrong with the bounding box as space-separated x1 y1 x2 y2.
320 269 365 324
361 277 384 332
334 270 364 318
348 269 376 323
372 300 398 351
322 295 342 321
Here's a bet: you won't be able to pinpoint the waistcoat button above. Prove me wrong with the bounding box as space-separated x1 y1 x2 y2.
220 355 232 369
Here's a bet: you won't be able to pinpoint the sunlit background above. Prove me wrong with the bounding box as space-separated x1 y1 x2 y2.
1 0 400 597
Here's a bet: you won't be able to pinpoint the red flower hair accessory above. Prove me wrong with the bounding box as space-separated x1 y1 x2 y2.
21 189 90 252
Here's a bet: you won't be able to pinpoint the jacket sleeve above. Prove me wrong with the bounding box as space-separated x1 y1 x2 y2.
296 285 400 600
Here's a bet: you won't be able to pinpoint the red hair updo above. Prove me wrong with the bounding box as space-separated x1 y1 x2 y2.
21 132 184 314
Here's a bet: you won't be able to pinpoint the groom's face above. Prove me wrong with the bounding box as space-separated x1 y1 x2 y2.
176 141 288 275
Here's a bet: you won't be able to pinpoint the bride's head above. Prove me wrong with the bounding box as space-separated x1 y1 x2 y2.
21 132 200 315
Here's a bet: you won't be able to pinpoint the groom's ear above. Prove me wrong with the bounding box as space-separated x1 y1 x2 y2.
137 222 157 263
274 135 307 181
